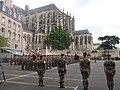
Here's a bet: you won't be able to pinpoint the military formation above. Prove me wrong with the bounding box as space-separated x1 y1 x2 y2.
6 52 116 90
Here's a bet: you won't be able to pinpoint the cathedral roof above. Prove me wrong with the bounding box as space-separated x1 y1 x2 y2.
72 29 91 35
13 3 59 15
29 4 59 14
13 5 26 15
22 24 34 33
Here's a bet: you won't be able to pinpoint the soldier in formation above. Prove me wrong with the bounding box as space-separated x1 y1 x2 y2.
104 55 116 90
36 55 46 86
57 54 67 88
80 52 91 90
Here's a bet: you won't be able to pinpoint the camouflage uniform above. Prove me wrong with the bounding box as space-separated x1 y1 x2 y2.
57 54 67 88
36 56 46 86
80 52 91 90
104 59 116 90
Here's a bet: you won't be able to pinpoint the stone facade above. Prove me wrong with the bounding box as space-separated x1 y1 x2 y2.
0 0 94 53
0 0 23 50
72 30 93 51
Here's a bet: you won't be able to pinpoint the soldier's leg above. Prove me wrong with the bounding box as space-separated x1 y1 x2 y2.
59 73 65 88
83 72 89 90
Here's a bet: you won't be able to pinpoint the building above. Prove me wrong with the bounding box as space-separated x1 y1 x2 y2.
72 29 93 51
0 0 23 50
0 0 93 54
14 3 75 52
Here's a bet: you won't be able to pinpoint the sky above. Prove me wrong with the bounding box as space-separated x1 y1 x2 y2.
13 0 120 46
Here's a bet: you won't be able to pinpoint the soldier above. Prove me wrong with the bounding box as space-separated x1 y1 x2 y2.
36 55 46 86
104 55 116 90
80 52 91 90
57 54 67 88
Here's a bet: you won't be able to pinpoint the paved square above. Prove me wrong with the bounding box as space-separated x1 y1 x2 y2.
0 60 120 90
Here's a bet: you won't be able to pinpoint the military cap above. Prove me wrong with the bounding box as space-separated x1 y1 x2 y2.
61 54 64 56
107 54 111 57
40 55 43 59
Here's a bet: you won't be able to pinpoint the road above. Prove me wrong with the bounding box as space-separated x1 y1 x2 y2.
0 60 120 90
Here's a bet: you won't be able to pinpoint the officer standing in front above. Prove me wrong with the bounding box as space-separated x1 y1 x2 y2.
57 54 67 88
80 52 91 90
104 54 116 90
36 55 46 86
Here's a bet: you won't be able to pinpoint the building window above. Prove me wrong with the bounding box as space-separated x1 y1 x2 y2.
15 44 18 49
2 17 5 25
18 25 21 32
8 20 12 28
14 12 17 18
2 5 6 12
8 30 11 39
85 36 87 44
18 15 21 20
23 34 26 41
8 9 12 15
13 32 16 40
27 34 31 43
75 37 78 45
80 36 83 45
88 36 91 44
39 35 41 43
18 34 20 41
2 28 5 36
13 22 16 30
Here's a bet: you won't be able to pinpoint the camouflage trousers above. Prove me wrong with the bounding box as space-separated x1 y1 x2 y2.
37 69 45 86
81 70 90 89
58 69 66 87
105 72 115 90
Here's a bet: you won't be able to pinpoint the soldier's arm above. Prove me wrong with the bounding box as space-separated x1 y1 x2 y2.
104 62 107 73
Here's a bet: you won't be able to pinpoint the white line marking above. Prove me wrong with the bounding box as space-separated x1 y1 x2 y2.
6 81 75 88
6 72 36 81
6 74 80 81
74 85 79 90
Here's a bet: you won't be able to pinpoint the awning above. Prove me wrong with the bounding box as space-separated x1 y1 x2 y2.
1 47 24 56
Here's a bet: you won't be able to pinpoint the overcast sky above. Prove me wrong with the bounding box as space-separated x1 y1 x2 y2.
13 0 120 46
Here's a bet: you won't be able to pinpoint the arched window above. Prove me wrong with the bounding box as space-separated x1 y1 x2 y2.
80 36 83 45
88 36 91 44
84 36 87 44
8 30 11 39
75 37 78 45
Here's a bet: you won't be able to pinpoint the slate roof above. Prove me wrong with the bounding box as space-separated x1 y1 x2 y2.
29 4 59 14
22 24 34 33
13 5 26 15
72 29 91 35
13 3 59 16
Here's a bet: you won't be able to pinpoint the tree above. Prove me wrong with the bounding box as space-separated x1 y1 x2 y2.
44 26 74 50
98 35 120 49
98 35 120 55
0 36 10 47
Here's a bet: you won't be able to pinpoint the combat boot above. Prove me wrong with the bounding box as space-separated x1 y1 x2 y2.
59 81 65 88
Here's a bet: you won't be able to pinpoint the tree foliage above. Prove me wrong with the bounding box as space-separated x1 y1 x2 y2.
44 26 74 50
0 36 10 47
98 35 120 50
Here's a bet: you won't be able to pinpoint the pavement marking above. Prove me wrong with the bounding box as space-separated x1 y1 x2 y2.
6 74 80 81
6 80 75 89
6 72 36 81
73 85 79 90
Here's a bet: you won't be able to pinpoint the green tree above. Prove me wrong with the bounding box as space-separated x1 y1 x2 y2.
98 35 120 49
0 36 10 47
98 35 120 55
44 26 74 50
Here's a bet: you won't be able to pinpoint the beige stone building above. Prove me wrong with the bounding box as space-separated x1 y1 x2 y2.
0 0 93 54
0 0 23 50
72 29 93 51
